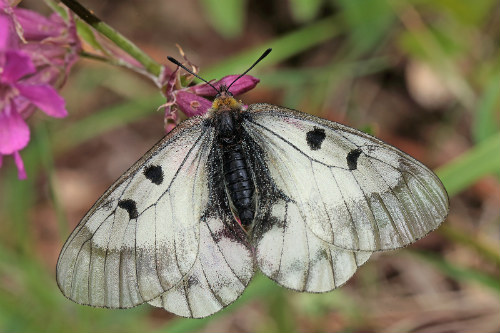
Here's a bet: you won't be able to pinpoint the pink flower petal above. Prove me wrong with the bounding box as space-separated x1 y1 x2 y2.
13 8 64 41
175 91 212 117
16 83 67 118
192 75 260 96
2 50 35 82
0 14 11 50
0 108 30 154
226 75 259 96
13 150 26 179
190 79 220 96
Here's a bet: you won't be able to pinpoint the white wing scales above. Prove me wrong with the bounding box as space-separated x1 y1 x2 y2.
254 198 371 292
148 214 255 318
244 136 372 293
57 117 215 308
244 103 449 252
147 148 256 318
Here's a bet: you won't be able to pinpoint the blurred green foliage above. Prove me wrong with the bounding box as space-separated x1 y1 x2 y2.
1 0 499 332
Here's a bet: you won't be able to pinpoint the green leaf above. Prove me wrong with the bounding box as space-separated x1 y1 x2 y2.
473 70 500 143
436 131 500 196
200 0 246 39
289 0 323 23
336 0 395 54
426 0 496 26
203 16 341 78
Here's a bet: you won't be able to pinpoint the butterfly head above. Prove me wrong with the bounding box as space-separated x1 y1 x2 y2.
167 48 271 115
211 85 241 112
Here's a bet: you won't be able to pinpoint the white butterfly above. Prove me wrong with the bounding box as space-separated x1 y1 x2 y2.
57 49 449 318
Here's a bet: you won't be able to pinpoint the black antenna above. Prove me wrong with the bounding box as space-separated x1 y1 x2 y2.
167 56 219 94
167 48 272 95
227 48 272 91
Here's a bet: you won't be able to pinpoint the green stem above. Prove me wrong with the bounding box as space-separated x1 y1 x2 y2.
59 0 162 77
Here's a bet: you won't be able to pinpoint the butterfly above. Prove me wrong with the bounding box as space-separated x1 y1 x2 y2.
57 48 449 318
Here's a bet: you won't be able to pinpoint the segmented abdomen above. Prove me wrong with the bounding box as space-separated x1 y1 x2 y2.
222 144 255 226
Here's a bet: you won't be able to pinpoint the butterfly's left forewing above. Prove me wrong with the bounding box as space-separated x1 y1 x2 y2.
243 103 449 253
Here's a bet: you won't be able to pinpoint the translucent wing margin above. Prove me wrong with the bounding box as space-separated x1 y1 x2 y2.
57 117 213 308
244 103 449 252
148 144 256 318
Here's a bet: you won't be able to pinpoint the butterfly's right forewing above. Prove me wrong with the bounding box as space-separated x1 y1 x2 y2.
57 117 213 308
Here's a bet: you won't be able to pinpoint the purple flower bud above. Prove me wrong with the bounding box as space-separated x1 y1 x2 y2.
191 75 260 96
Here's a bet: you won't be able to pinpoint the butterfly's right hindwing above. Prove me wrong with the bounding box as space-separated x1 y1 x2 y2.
57 117 213 308
243 135 372 293
147 143 255 318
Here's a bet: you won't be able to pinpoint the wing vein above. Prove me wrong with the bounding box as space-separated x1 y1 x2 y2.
310 159 335 244
199 255 225 307
247 120 346 169
277 203 289 279
137 130 209 218
302 205 312 291
102 212 117 305
350 169 382 249
328 168 360 250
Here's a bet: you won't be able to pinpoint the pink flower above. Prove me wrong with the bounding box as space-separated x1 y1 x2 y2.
1 1 79 179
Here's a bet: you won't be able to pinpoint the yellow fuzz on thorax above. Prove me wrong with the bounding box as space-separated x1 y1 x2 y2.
211 96 241 112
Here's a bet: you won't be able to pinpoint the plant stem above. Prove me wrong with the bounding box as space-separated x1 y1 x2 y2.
59 0 162 77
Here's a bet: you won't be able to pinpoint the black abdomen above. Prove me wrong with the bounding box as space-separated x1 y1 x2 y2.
222 144 255 226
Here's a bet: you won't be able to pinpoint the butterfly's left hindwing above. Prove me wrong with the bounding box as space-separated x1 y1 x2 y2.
57 117 254 317
243 103 449 253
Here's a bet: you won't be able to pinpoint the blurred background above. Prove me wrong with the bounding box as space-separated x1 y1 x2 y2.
1 0 499 332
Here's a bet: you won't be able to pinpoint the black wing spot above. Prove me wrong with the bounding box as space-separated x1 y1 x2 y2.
118 199 139 219
306 127 326 151
144 165 163 185
347 148 362 170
